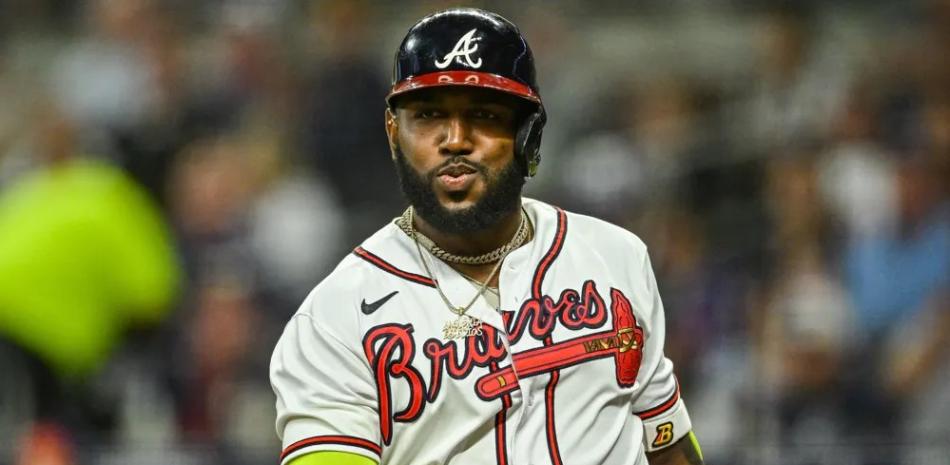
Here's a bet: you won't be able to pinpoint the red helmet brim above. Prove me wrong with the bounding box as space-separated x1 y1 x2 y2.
387 70 541 106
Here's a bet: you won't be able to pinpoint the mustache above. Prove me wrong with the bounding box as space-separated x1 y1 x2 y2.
427 156 487 179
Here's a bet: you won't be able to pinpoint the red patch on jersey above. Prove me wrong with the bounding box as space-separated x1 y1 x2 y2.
610 288 643 387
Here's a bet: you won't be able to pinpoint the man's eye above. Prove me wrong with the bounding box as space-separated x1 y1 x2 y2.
415 109 441 119
472 109 498 120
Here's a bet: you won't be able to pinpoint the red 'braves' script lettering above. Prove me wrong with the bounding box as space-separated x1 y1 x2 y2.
363 281 632 438
362 323 427 445
424 325 508 402
502 280 606 344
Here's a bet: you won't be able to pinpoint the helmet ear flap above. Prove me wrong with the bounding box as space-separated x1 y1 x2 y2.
515 106 546 177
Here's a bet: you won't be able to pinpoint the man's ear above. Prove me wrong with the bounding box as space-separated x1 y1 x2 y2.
385 107 399 159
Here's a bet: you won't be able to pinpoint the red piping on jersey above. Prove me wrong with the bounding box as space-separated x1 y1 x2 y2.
531 209 568 465
353 247 436 288
491 360 511 465
532 208 568 299
280 435 382 462
544 362 564 465
635 379 681 420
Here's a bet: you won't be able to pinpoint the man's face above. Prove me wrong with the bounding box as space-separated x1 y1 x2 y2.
387 86 527 234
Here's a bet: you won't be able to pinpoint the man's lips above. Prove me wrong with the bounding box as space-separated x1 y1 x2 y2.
435 163 480 191
437 172 476 191
437 163 479 177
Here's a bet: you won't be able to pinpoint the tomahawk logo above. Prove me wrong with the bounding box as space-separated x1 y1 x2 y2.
435 28 483 69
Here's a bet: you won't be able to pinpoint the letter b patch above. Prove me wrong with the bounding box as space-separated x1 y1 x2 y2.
652 422 674 448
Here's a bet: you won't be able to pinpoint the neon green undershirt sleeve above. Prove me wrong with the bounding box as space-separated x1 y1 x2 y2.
287 451 377 465
688 431 704 461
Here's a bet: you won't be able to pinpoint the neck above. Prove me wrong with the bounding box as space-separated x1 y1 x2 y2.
412 201 524 258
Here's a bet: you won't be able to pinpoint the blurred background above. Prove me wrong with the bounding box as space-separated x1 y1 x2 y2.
0 0 947 464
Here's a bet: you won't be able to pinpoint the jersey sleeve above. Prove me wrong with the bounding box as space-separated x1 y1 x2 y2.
629 248 693 453
270 292 381 465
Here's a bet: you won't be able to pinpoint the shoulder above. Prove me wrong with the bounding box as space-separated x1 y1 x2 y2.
525 198 648 260
287 254 368 338
291 220 420 333
297 255 366 317
288 223 389 319
568 210 648 256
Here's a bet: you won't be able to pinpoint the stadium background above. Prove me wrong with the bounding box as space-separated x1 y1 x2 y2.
0 0 948 464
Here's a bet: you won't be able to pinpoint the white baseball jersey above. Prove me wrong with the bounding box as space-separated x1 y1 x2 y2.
271 198 692 465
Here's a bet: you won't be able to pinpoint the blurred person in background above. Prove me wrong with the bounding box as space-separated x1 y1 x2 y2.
754 153 857 465
820 51 950 461
45 0 203 210
818 84 898 241
163 134 262 451
298 0 400 240
160 126 343 464
242 122 346 305
108 0 193 208
842 152 948 461
0 103 180 465
639 201 751 465
49 0 162 151
738 3 852 154
554 77 710 225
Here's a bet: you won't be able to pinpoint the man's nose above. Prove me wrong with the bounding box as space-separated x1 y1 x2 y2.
439 116 474 156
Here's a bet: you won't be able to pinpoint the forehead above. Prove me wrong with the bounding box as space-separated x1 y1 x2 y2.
393 86 526 109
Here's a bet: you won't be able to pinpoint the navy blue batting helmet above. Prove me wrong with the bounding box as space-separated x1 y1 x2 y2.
388 8 547 177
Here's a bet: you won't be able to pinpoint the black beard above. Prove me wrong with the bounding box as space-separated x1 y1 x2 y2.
393 148 525 234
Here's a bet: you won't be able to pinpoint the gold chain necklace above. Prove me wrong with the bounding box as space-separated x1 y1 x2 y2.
396 207 530 265
406 207 527 339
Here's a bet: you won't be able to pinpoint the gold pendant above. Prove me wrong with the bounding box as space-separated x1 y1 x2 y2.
442 314 483 340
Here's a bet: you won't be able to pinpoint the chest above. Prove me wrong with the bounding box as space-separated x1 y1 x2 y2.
359 250 650 443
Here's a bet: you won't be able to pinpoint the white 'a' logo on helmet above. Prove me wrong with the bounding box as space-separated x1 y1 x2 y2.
434 29 483 69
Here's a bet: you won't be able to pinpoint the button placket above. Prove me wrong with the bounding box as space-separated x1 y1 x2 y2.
496 244 535 448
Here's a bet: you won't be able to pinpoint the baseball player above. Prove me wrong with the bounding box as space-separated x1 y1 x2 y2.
271 8 703 465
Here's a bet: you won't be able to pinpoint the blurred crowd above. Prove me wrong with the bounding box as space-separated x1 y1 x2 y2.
0 1 947 464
